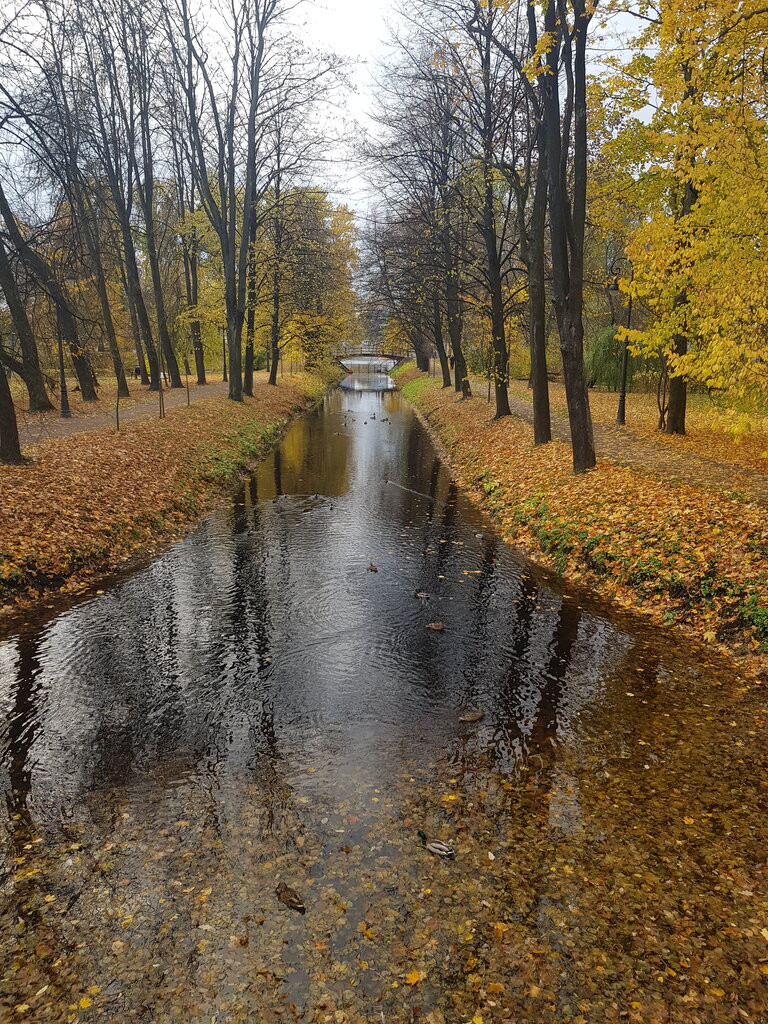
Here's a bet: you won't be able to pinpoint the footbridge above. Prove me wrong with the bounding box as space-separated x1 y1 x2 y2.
336 353 409 373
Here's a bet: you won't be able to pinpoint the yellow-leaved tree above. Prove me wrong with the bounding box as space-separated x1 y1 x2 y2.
600 0 768 432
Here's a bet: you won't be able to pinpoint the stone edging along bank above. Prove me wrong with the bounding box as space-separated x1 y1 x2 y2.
392 363 768 680
0 365 343 616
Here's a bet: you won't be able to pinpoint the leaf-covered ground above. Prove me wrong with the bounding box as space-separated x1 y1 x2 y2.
396 368 768 679
0 369 338 613
506 378 768 477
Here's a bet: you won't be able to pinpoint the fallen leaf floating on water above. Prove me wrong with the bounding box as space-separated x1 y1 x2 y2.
275 881 305 914
414 591 429 599
458 710 484 723
426 621 445 631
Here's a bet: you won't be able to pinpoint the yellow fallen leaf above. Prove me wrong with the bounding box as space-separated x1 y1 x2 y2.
404 969 426 985
683 817 695 825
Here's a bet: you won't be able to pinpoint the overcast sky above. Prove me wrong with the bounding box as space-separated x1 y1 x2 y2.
293 0 398 211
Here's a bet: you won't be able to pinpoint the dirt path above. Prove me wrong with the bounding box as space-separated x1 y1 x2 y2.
16 379 232 446
468 376 768 505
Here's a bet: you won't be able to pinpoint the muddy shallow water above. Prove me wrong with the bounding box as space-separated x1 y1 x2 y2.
1 374 767 1023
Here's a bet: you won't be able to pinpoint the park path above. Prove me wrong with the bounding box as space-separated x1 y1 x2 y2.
16 379 231 447
469 376 768 505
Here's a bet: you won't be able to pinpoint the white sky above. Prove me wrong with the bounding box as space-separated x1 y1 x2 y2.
293 0 397 211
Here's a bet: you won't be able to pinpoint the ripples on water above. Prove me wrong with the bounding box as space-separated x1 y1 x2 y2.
1 373 766 1022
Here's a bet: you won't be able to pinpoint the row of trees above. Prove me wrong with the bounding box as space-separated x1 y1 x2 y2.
0 0 360 463
364 0 768 473
363 0 600 472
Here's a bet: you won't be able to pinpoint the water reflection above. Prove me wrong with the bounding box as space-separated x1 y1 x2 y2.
0 381 764 1022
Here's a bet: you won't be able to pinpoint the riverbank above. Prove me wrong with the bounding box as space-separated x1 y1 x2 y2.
0 366 341 614
394 364 768 679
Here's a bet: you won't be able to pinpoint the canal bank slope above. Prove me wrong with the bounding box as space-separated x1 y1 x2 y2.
394 364 768 679
0 366 342 614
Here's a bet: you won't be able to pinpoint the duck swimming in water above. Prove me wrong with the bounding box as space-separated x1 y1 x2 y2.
276 881 306 913
418 830 455 859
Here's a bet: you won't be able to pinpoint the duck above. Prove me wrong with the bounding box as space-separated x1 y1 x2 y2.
418 830 455 859
275 881 306 914
368 562 378 573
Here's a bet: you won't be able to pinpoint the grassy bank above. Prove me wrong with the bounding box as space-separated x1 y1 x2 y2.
394 364 768 679
0 366 340 613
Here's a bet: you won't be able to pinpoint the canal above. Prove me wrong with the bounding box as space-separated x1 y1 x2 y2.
1 371 766 1022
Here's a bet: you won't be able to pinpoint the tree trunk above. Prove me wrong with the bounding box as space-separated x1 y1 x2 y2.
121 226 161 390
529 137 551 445
665 172 698 436
82 221 128 398
482 202 511 417
666 333 687 435
479 25 510 418
268 194 283 388
432 295 452 387
268 264 281 387
119 258 149 385
542 0 595 473
93 257 130 399
560 311 595 467
183 235 206 385
243 206 258 397
445 249 470 398
143 188 182 388
413 329 431 371
0 237 52 412
0 350 23 463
